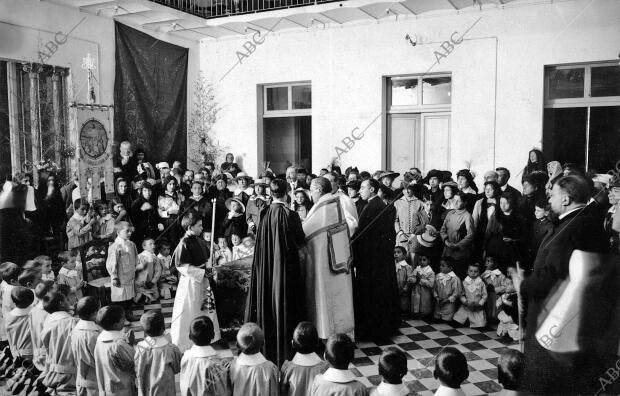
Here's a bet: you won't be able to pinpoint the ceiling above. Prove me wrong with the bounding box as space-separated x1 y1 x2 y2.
43 0 522 42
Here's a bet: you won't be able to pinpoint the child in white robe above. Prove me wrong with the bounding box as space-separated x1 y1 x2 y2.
433 258 461 322
135 239 162 304
94 305 136 395
231 234 254 260
453 264 487 328
56 250 86 309
213 237 232 265
394 247 414 313
370 347 409 396
70 296 101 396
6 287 34 364
0 262 21 347
106 222 138 321
34 255 55 282
412 254 435 317
480 256 506 323
496 278 520 341
157 241 177 300
30 281 52 372
229 322 278 396
135 311 182 396
280 321 329 396
310 333 368 396
180 316 231 396
41 291 79 394
433 347 468 396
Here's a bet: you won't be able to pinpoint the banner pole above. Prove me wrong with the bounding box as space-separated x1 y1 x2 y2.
210 198 216 266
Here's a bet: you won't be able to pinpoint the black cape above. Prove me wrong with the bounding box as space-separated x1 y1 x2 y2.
352 196 400 340
245 202 305 367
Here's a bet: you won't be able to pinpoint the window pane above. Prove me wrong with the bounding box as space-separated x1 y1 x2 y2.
391 78 418 106
546 68 584 99
588 106 620 172
263 116 311 175
591 66 620 97
292 85 311 109
422 77 451 105
543 107 587 167
266 87 288 111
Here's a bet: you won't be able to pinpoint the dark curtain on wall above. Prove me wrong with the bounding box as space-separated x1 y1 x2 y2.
114 22 188 166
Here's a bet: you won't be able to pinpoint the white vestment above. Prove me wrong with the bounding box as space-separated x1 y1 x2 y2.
302 193 358 340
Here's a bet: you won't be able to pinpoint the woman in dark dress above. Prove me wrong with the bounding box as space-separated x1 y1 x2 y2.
471 181 502 261
496 192 526 272
220 153 242 178
36 173 66 245
130 182 159 246
522 148 546 184
206 174 233 240
222 197 248 244
113 177 133 222
157 176 183 247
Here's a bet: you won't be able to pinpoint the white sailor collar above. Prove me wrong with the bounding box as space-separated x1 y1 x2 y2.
74 320 100 331
138 335 171 349
59 267 78 278
491 268 502 276
395 260 409 270
98 330 125 342
291 352 322 367
47 311 72 323
434 384 466 396
416 265 434 276
237 352 268 366
9 307 31 317
322 368 356 383
375 381 406 395
187 345 218 358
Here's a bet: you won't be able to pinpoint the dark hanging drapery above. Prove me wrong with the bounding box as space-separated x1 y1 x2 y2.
114 22 188 166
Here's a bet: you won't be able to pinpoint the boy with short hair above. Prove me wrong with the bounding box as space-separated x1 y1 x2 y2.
497 349 525 396
453 264 488 329
433 258 461 322
106 222 138 322
135 238 162 304
281 321 329 396
135 311 182 395
0 262 21 345
157 241 177 300
370 347 409 396
180 315 231 396
41 291 79 394
30 281 53 373
229 322 278 396
6 287 35 364
94 305 136 395
310 333 368 396
56 249 86 309
433 347 468 396
71 296 101 396
67 199 96 249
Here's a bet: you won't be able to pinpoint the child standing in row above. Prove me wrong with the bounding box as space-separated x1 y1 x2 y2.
56 250 86 309
0 262 20 347
433 258 460 322
157 241 177 300
31 281 53 372
412 254 435 318
394 247 414 314
5 287 34 365
71 296 101 396
480 256 506 323
135 238 161 304
106 222 138 322
453 264 487 329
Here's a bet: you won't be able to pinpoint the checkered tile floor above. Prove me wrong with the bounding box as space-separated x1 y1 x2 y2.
130 299 520 395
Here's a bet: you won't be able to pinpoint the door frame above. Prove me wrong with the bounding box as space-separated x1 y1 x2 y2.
421 112 451 173
386 113 421 171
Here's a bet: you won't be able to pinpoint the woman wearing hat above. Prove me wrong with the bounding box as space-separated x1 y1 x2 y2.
246 178 271 234
220 152 242 178
233 172 254 206
378 171 401 191
222 197 248 246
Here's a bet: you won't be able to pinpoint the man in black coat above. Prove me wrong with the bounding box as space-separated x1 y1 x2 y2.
352 178 400 341
245 178 306 368
496 167 523 201
519 175 608 394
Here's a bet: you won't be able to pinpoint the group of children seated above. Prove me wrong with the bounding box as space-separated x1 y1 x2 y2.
207 232 256 266
394 248 519 340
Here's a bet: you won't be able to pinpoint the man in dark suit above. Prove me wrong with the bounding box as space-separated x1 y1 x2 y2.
496 167 522 200
352 178 399 341
518 175 608 395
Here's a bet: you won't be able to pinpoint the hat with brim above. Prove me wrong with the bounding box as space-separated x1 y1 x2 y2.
422 169 441 185
225 197 246 212
346 180 361 190
235 172 254 182
379 171 400 181
442 181 459 194
409 227 437 253
379 184 395 199
251 177 270 188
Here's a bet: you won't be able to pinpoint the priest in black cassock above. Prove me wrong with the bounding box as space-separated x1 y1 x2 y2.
245 178 306 367
352 178 400 341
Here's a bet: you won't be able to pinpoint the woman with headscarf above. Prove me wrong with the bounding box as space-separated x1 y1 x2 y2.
113 177 134 221
131 182 159 246
520 171 549 232
157 176 183 247
220 153 241 178
205 174 232 239
456 169 478 213
522 149 546 184
36 173 66 245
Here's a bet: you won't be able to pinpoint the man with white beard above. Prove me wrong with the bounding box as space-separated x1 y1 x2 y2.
301 177 358 340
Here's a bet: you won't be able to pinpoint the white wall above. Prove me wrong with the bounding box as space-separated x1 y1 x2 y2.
0 0 199 159
199 0 620 183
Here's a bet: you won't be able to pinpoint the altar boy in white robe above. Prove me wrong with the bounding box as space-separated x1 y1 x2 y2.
302 177 358 341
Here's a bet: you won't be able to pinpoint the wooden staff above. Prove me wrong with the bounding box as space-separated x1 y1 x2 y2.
516 261 525 352
209 198 216 266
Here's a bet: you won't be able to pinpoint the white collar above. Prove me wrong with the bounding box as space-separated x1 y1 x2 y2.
9 307 31 317
186 345 218 358
416 265 434 275
463 276 480 285
98 330 125 342
47 311 72 322
395 260 409 269
437 271 456 280
291 352 322 367
559 205 586 220
59 267 78 277
72 212 85 222
375 381 406 395
434 385 465 396
138 335 170 349
322 368 356 383
236 352 268 366
75 320 100 331
491 268 502 276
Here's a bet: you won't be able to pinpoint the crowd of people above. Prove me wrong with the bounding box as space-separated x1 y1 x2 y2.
0 140 618 395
